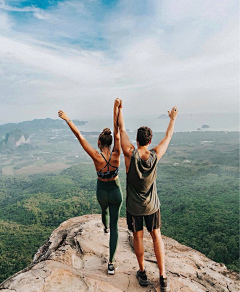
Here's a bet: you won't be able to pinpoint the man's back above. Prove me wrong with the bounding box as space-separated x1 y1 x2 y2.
126 148 160 216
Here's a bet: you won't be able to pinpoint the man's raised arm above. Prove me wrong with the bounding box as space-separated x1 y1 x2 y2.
112 98 121 153
153 106 178 161
117 100 134 157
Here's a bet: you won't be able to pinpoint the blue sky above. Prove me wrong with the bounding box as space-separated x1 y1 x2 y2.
0 0 239 123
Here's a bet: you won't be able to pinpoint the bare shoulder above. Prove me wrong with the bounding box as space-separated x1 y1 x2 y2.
92 151 102 161
124 147 134 158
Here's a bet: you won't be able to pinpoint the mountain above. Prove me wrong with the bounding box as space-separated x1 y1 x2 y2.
0 118 87 136
0 215 239 292
0 129 30 149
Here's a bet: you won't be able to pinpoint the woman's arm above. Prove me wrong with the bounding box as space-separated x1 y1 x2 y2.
112 98 121 153
153 106 178 161
58 110 98 160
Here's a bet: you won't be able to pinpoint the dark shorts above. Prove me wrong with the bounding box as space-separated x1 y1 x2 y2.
127 209 161 232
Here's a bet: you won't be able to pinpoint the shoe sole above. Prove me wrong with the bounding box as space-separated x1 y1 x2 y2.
108 270 115 275
136 274 149 286
160 286 170 292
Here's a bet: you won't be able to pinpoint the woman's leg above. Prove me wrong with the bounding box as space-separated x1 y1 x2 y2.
96 187 109 230
108 185 123 262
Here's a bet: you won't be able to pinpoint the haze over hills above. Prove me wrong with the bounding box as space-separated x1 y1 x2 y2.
0 118 87 137
0 112 239 135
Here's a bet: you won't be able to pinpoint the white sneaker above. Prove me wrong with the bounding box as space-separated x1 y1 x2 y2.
108 263 115 275
104 228 110 235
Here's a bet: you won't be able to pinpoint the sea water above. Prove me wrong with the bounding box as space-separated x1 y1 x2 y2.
78 113 239 133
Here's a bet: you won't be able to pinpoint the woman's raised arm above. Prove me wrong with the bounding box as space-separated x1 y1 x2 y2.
58 110 98 160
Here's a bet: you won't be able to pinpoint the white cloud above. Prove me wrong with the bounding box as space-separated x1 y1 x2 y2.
33 12 50 20
159 0 236 23
0 3 40 12
0 0 238 122
0 10 12 30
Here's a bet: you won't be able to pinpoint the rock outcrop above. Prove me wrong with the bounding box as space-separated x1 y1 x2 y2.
0 215 239 292
0 129 30 149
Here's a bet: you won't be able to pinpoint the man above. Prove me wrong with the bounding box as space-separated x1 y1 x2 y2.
116 98 178 291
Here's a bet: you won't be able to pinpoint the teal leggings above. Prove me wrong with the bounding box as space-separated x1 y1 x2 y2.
96 178 123 262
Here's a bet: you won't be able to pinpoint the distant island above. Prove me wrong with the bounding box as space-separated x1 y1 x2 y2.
197 128 201 131
72 119 88 126
202 125 210 129
158 114 168 119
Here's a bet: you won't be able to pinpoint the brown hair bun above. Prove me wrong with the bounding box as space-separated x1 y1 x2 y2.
98 128 112 148
103 128 111 135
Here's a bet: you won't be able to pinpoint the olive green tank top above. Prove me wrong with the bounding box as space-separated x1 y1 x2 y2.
126 148 160 216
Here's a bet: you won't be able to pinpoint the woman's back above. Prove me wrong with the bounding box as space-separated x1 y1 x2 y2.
95 149 120 181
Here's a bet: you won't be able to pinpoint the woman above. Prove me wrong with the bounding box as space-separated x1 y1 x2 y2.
58 98 123 275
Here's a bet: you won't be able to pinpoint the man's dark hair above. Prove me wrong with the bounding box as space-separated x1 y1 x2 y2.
136 126 153 146
98 128 112 148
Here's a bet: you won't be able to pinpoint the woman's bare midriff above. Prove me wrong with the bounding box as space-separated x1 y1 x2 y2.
98 175 119 182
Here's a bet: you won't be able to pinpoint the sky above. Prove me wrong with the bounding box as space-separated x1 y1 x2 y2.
0 0 239 123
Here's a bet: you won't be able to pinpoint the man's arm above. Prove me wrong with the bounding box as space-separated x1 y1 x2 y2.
153 106 178 161
118 103 134 158
58 110 98 160
112 99 121 153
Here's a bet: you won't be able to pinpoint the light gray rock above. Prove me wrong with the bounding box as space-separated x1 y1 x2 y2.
0 215 239 292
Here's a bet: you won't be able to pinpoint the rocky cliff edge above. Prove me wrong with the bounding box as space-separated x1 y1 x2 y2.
0 215 239 292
